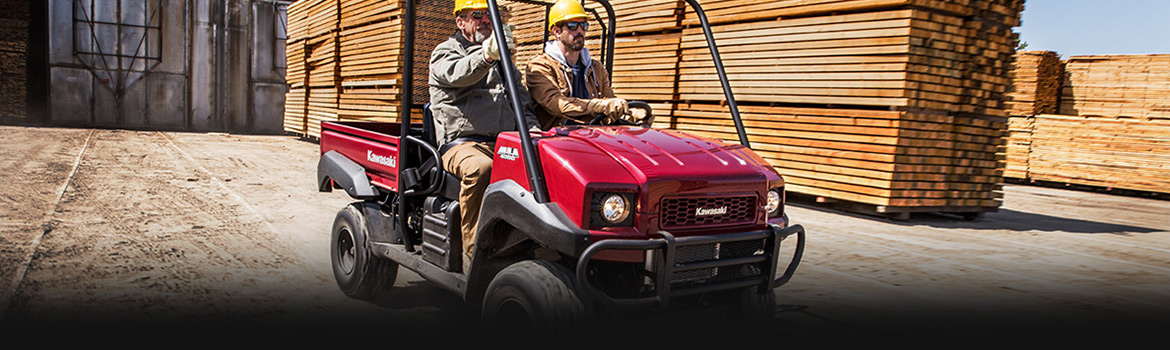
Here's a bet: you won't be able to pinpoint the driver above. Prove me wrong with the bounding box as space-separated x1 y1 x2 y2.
525 0 638 129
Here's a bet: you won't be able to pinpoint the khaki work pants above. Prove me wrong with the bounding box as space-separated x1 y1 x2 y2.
441 141 494 266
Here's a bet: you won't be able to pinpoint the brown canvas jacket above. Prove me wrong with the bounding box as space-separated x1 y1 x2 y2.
525 42 616 129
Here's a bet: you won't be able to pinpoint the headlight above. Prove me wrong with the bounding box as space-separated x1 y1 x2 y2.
765 189 782 217
601 193 630 223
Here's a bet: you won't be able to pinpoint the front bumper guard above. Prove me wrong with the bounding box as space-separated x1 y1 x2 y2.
575 224 805 310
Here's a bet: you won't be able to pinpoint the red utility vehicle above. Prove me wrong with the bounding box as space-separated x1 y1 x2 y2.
317 0 805 332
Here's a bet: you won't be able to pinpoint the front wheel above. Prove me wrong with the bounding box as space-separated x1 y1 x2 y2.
331 203 398 300
727 286 777 324
481 260 592 342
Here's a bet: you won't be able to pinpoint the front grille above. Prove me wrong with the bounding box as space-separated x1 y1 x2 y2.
672 239 766 285
660 195 756 229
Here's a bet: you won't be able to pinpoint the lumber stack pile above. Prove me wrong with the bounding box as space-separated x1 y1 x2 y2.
1001 115 1032 179
667 0 1023 215
672 103 1004 209
677 8 1018 116
1060 54 1170 119
0 0 28 119
1027 114 1170 193
1002 50 1061 180
1006 50 1062 116
509 0 683 123
1002 54 1170 193
285 0 455 138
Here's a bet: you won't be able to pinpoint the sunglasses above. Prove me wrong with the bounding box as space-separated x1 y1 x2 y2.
561 21 588 31
461 10 486 19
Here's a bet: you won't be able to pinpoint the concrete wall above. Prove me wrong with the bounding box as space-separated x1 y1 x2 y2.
46 0 289 134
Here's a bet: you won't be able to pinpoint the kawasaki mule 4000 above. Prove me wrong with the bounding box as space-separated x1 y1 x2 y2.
317 0 805 334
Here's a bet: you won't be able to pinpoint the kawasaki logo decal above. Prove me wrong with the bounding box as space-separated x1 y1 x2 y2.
695 206 728 216
367 150 396 167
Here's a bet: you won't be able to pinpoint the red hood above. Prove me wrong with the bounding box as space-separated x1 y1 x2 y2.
555 126 777 184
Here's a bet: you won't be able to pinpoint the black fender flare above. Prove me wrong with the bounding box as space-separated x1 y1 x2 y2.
465 180 592 304
318 150 379 200
475 180 591 257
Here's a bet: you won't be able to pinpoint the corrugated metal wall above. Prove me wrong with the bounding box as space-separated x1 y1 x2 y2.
40 0 290 134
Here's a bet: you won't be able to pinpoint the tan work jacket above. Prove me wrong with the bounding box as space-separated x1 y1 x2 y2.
525 41 616 130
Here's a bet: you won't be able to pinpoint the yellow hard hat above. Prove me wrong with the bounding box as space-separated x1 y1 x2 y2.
453 0 489 15
548 0 587 30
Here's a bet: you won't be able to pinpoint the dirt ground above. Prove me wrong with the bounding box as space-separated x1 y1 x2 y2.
1 124 1167 345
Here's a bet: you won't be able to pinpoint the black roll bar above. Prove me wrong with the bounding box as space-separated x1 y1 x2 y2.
485 0 550 203
399 0 418 252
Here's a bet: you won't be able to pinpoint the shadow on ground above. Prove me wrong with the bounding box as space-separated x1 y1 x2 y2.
789 201 1164 235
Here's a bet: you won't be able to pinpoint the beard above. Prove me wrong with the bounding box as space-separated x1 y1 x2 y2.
562 35 585 51
473 30 488 43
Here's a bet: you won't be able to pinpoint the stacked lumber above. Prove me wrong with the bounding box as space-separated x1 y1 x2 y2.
337 0 406 124
682 0 1023 28
285 0 453 138
1003 54 1170 191
670 3 1021 214
590 0 683 35
609 33 681 102
671 103 1004 209
285 0 336 137
1006 50 1063 116
509 1 680 119
677 9 1017 116
1027 114 1170 193
1002 115 1032 179
1059 54 1170 120
0 1 28 119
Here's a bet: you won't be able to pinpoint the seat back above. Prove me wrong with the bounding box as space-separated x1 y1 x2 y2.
420 103 461 200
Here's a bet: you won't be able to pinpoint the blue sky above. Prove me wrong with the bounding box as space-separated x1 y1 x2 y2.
1015 0 1170 57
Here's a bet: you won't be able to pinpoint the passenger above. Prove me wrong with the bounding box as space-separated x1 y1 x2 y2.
429 0 540 271
525 0 640 129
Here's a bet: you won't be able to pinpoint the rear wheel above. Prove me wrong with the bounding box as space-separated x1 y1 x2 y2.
481 260 592 341
331 203 398 300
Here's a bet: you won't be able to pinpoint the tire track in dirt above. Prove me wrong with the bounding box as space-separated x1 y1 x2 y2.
0 128 93 320
3 130 366 329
